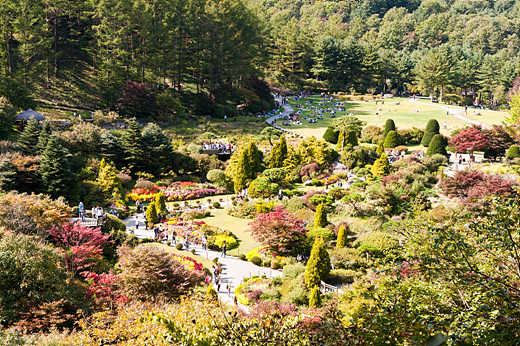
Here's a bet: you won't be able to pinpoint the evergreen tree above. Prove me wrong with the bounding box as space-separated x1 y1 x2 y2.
100 132 124 168
39 135 76 200
146 200 158 225
426 134 448 157
309 285 322 308
120 120 143 171
383 130 399 148
336 131 345 151
336 225 347 249
304 237 330 288
270 135 288 168
421 119 440 147
156 192 167 214
372 152 390 177
382 119 396 142
246 141 262 174
0 97 16 139
141 123 174 175
36 121 52 155
322 126 339 144
376 140 384 155
346 131 358 147
233 148 252 193
18 119 40 156
0 159 17 191
314 202 328 229
96 158 122 199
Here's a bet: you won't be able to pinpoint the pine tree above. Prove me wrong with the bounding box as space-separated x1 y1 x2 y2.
336 225 347 249
383 130 399 148
146 200 158 225
421 119 440 147
155 192 167 214
96 158 122 199
39 135 75 200
18 119 40 155
372 152 390 177
0 159 17 191
346 131 358 147
120 120 143 171
426 134 448 157
36 121 52 155
322 126 339 143
270 135 288 168
100 132 124 168
141 123 174 175
304 237 331 288
376 140 384 155
314 202 328 229
309 285 322 308
336 131 344 151
382 119 395 142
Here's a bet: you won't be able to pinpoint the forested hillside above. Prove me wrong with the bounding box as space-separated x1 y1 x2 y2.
1 0 520 117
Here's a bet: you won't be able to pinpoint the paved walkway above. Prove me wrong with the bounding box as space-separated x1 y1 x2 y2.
122 211 281 303
267 97 305 138
409 97 488 129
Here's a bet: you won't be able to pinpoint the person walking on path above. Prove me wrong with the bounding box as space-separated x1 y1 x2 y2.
221 241 227 258
79 202 85 221
202 235 207 250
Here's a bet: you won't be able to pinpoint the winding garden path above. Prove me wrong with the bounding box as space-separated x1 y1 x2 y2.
409 97 488 129
123 212 281 303
267 97 305 138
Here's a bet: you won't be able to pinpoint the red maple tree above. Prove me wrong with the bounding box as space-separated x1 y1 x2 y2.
247 206 307 255
450 125 490 154
49 221 112 276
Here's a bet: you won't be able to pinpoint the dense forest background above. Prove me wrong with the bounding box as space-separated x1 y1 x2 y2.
1 0 520 116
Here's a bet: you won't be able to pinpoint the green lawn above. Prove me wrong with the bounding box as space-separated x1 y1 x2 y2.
280 97 506 139
203 208 262 257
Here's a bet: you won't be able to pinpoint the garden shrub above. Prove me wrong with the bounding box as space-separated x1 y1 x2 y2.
426 134 448 157
383 130 399 148
246 246 268 260
308 227 335 242
394 145 408 153
212 201 220 208
238 254 246 261
176 243 183 250
322 126 339 144
354 232 401 261
282 263 306 280
329 248 367 270
212 235 238 250
283 273 309 306
507 144 520 159
313 203 328 228
293 209 315 223
263 259 272 268
282 198 308 213
248 177 279 198
361 125 383 144
250 256 262 266
272 276 282 286
308 286 321 308
300 163 320 177
304 238 330 288
382 119 396 142
271 259 282 269
226 201 257 219
421 119 440 147
180 209 204 220
255 200 275 214
327 187 347 200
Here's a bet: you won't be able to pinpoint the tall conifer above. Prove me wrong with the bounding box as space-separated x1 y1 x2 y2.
39 135 75 200
18 119 40 155
305 237 331 288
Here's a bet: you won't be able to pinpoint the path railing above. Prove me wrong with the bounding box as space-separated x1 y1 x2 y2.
69 216 106 227
320 280 339 294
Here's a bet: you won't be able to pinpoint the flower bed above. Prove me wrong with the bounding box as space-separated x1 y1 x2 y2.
126 182 225 202
172 254 203 271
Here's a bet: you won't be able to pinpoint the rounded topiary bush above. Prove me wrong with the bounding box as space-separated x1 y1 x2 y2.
176 243 183 250
421 119 440 147
238 253 246 261
383 130 399 148
382 119 396 142
212 201 221 208
426 134 448 157
507 144 520 159
308 227 335 242
322 126 339 144
250 256 262 266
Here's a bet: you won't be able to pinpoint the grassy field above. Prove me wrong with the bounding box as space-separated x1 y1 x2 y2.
280 97 507 139
200 208 262 257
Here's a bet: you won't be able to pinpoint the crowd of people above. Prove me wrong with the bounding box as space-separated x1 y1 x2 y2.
202 142 233 153
78 202 105 221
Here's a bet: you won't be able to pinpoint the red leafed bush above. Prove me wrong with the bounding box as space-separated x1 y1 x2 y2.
49 222 112 276
300 162 320 177
441 170 517 208
450 125 490 153
82 271 129 310
246 289 263 303
247 206 307 256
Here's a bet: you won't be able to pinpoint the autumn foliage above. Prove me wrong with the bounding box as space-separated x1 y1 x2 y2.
247 206 308 255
